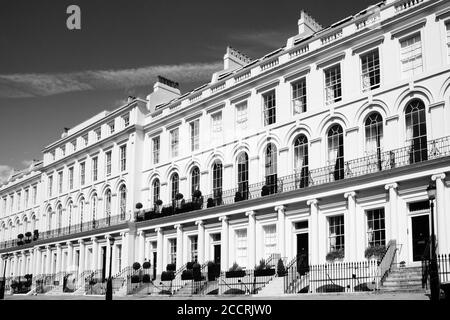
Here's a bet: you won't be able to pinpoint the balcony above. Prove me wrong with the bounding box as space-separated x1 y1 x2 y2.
0 214 128 252
134 135 450 224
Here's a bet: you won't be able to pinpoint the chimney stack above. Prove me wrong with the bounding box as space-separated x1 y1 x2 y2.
298 10 323 38
223 46 251 71
146 76 181 113
61 127 70 139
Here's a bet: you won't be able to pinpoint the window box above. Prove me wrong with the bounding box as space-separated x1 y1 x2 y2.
326 249 345 262
364 245 386 260
225 270 246 278
254 268 275 277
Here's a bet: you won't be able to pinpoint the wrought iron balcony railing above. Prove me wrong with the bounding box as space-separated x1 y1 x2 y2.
136 135 450 222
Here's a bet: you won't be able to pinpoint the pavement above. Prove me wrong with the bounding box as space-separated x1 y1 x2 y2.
3 291 430 300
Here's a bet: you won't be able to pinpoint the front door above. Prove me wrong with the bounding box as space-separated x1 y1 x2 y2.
214 244 221 269
296 233 309 276
152 252 157 280
411 215 430 262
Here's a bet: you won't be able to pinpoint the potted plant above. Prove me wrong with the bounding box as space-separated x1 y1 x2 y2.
364 244 387 261
155 199 163 213
166 263 176 272
135 202 144 221
17 233 24 246
254 259 276 277
142 274 151 283
277 258 286 277
181 269 194 280
130 275 140 283
161 271 175 281
25 231 32 244
132 262 141 272
192 263 203 281
193 190 202 200
326 248 345 262
33 230 39 241
206 198 215 208
142 261 151 269
207 261 220 281
175 193 184 208
186 261 195 270
261 185 270 196
225 262 246 278
234 192 243 203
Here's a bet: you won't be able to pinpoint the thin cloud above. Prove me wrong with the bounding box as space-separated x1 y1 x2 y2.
0 62 222 99
228 30 290 50
0 165 14 184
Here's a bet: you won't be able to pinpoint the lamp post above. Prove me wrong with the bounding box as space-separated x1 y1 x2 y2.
0 253 11 300
105 236 115 301
426 181 440 301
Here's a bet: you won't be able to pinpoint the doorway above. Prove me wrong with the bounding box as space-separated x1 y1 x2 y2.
296 233 309 276
411 215 430 262
213 244 221 268
152 252 157 280
101 246 107 281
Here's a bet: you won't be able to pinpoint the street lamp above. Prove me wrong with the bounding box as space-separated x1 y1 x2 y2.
426 180 440 301
105 236 115 301
0 253 12 300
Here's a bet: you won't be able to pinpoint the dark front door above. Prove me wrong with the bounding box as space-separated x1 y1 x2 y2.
152 252 157 280
214 244 221 269
101 246 107 281
296 233 309 276
411 215 430 262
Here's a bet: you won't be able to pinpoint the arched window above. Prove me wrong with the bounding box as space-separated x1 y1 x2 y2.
105 190 112 218
152 179 160 205
405 99 427 163
365 112 383 171
212 161 223 204
91 194 98 222
57 204 63 230
79 198 85 226
47 207 53 231
9 222 14 240
171 173 179 203
327 124 344 181
265 143 278 194
294 135 309 188
67 202 73 229
237 152 249 200
119 185 127 219
191 166 200 197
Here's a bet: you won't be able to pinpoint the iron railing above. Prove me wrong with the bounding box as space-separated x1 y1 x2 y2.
284 254 310 294
134 135 450 223
218 269 276 295
0 214 128 251
376 240 398 288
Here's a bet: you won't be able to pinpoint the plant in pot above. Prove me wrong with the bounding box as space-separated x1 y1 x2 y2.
24 231 32 244
226 262 245 278
254 259 275 277
155 199 163 213
175 193 184 209
186 261 195 270
261 185 270 196
161 271 175 281
364 244 387 261
166 263 176 272
277 258 286 277
192 263 203 281
326 248 345 263
17 233 24 246
207 261 220 281
135 202 144 221
206 197 215 208
142 274 151 283
130 275 140 283
181 269 194 280
142 261 151 270
192 190 203 209
33 230 39 241
234 192 243 203
132 262 141 277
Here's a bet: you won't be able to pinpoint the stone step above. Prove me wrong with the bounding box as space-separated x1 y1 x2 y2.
382 281 422 288
385 275 422 281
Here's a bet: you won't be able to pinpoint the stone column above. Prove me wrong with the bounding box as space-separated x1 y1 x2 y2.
307 199 319 265
431 173 447 254
91 237 98 271
105 234 112 277
45 246 51 274
344 191 357 261
120 232 127 271
156 228 163 275
175 224 183 270
246 211 256 268
78 240 85 275
384 183 398 243
138 230 145 264
195 220 205 264
67 242 73 273
275 205 286 258
219 216 229 271
20 251 26 276
55 244 62 277
34 248 41 275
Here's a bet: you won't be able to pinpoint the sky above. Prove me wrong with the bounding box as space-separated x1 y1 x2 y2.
0 0 377 183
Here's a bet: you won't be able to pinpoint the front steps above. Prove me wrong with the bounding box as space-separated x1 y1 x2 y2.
380 266 426 293
258 276 284 296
